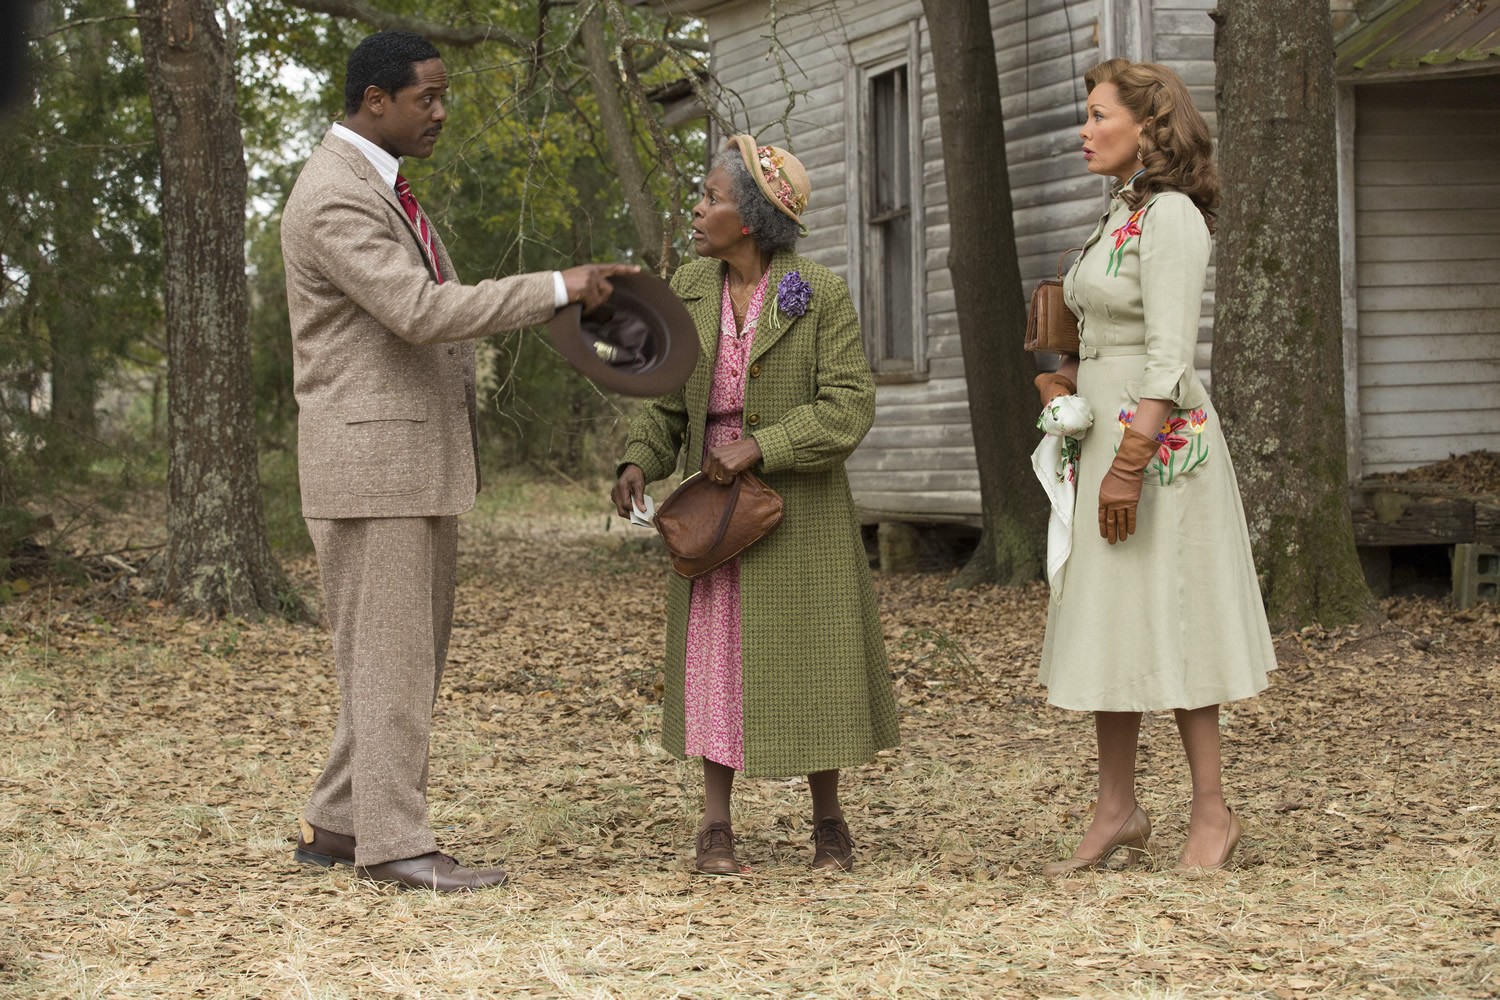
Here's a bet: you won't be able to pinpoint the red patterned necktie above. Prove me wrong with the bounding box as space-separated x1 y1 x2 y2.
394 173 444 283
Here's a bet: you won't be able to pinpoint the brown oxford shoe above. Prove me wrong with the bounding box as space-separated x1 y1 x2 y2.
293 818 356 869
694 821 743 876
810 817 855 872
355 852 509 892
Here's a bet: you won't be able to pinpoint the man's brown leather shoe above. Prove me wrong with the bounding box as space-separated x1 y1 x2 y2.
355 852 509 892
294 818 356 869
811 817 855 872
694 821 742 876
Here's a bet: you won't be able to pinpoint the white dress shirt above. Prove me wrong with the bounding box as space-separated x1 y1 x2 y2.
330 122 567 308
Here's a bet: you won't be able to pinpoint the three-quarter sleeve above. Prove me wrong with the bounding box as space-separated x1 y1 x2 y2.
1136 193 1212 404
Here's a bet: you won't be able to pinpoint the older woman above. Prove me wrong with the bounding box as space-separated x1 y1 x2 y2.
1032 60 1276 874
612 136 899 875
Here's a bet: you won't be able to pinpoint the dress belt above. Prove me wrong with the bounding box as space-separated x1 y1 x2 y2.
1078 343 1149 359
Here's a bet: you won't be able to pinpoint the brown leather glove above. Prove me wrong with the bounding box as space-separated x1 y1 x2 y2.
1098 425 1160 544
1034 372 1077 409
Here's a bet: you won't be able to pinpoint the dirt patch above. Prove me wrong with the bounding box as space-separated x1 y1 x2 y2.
1 480 1498 998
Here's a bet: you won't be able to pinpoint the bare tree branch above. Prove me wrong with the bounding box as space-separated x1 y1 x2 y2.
625 35 708 55
581 3 666 268
27 14 143 41
279 0 529 50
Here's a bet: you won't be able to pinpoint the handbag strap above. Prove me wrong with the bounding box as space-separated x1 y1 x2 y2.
1056 247 1084 279
675 476 744 560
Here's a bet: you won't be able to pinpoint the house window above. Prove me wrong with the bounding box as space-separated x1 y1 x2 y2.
869 65 914 367
850 25 925 379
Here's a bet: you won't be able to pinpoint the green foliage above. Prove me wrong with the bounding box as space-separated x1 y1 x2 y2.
241 1 707 477
258 446 312 556
2 0 708 560
0 2 167 564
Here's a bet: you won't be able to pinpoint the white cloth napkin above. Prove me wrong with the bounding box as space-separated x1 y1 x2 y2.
1031 394 1093 594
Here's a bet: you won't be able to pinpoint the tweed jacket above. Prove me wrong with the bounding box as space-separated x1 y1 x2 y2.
620 251 900 776
282 129 556 519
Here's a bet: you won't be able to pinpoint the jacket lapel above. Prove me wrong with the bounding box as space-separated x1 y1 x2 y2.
322 131 443 283
674 259 724 419
749 248 801 364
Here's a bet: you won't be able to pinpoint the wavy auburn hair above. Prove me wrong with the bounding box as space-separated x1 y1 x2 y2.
1085 58 1219 232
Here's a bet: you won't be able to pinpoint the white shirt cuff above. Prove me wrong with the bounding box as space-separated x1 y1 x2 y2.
552 272 569 309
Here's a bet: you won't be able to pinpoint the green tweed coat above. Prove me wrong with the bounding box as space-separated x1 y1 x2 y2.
620 250 901 777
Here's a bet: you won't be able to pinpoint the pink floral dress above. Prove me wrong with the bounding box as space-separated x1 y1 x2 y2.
682 270 771 769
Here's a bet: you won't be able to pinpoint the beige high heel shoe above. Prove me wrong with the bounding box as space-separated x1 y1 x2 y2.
1175 807 1241 874
1042 804 1152 878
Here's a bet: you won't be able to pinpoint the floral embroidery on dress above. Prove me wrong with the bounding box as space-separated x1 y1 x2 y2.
1118 405 1210 484
1106 206 1149 277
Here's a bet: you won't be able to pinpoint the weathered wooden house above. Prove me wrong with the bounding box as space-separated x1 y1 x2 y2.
635 0 1499 567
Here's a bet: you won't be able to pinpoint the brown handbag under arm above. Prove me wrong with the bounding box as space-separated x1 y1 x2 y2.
1024 248 1083 356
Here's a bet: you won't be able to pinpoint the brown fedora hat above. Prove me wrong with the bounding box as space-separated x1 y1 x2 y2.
546 272 699 398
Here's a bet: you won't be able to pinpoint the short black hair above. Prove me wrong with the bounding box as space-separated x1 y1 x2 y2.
344 31 441 115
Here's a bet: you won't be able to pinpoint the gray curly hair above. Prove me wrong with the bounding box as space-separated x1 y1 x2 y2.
715 149 801 253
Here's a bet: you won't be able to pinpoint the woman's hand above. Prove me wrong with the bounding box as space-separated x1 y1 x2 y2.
700 438 763 485
1098 398 1170 544
1034 372 1077 409
612 464 646 518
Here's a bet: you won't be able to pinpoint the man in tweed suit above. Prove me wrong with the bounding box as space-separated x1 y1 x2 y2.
283 30 634 892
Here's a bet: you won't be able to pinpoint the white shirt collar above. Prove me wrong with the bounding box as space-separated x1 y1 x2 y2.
330 122 400 191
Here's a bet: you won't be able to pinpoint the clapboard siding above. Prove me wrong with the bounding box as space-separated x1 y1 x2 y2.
1368 209 1500 236
1151 0 1219 383
1361 330 1498 359
690 0 1267 520
1358 232 1500 257
856 490 980 516
848 448 986 473
1354 77 1500 475
1362 360 1497 387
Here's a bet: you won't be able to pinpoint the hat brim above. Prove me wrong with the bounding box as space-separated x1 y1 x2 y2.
546 272 699 398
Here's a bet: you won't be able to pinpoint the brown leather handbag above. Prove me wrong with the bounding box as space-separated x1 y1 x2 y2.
1024 248 1083 355
653 470 784 579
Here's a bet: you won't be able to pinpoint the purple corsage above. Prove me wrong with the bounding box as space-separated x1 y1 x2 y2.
772 271 812 325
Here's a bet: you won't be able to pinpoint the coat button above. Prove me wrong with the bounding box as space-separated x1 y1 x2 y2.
749 363 761 378
447 346 456 356
746 413 760 426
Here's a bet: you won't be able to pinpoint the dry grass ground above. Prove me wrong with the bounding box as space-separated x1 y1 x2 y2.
2 478 1498 998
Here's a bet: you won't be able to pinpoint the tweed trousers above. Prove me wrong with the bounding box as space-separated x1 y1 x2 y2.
303 515 458 866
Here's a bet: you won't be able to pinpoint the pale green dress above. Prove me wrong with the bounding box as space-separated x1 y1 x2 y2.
1038 189 1277 711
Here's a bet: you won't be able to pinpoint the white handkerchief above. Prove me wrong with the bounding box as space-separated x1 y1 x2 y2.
627 493 657 528
1031 394 1093 594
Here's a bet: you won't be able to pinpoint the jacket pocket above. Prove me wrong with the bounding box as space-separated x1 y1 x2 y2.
1119 384 1211 487
342 400 428 497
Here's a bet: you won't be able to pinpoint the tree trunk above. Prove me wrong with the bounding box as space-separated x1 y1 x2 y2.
919 0 1044 587
46 243 100 442
581 2 668 271
136 0 298 618
1211 0 1375 627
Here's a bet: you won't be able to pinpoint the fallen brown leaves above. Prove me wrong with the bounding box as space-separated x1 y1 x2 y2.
1 478 1497 998
1366 449 1500 494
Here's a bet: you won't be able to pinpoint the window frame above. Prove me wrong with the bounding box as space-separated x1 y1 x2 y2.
845 20 927 382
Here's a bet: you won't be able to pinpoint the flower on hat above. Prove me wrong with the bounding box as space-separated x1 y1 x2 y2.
757 145 808 216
